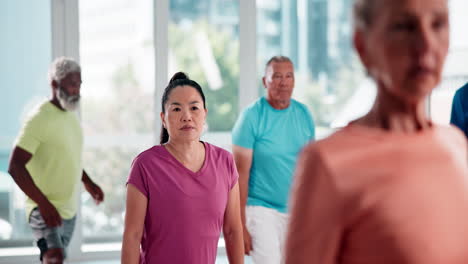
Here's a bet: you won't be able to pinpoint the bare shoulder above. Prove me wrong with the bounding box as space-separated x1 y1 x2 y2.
302 127 359 159
434 124 468 156
443 124 467 142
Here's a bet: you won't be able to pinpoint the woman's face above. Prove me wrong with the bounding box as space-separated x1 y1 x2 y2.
161 85 207 143
356 0 449 103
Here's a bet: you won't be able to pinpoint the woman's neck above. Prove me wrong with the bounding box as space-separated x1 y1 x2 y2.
355 88 432 133
164 139 204 165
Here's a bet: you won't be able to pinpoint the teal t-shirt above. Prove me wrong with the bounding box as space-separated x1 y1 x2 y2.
232 97 315 213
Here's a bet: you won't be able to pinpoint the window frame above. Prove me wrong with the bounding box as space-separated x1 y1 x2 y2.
0 0 254 262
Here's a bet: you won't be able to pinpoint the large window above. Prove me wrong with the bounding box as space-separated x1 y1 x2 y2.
169 0 240 150
430 0 468 124
2 0 467 262
0 0 51 249
256 0 468 133
79 0 155 243
257 0 368 138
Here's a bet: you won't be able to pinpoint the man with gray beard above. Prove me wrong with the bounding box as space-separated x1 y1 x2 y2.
8 57 104 264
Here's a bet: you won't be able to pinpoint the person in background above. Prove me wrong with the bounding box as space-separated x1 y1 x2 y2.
121 72 244 264
232 56 315 263
8 57 104 264
450 82 468 138
285 0 468 263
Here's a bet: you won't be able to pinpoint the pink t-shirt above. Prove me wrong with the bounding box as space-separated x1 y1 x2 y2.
127 142 238 264
286 124 468 264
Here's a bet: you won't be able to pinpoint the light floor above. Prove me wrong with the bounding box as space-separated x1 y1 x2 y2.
77 256 253 263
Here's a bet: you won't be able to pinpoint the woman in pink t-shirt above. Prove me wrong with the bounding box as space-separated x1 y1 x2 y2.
285 0 468 263
121 72 244 264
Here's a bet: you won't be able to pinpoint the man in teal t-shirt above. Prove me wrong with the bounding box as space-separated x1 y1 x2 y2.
8 57 104 264
232 56 315 263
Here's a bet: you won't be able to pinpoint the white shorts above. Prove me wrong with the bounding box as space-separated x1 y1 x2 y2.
246 205 289 264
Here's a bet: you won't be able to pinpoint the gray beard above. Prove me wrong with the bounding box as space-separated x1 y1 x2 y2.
57 87 80 111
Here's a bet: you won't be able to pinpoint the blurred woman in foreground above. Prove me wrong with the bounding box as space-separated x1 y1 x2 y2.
285 0 468 263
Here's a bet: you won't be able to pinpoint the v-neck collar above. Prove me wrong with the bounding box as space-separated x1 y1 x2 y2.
162 141 209 176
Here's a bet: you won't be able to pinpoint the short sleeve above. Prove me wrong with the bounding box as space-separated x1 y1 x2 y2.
232 107 256 149
228 153 239 190
15 114 42 155
126 156 149 198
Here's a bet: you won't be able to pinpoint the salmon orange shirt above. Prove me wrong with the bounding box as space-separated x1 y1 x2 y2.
286 124 468 264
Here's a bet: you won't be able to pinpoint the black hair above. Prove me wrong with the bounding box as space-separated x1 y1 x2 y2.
160 72 207 144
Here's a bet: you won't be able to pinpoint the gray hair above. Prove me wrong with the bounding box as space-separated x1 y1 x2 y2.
353 0 377 30
48 57 81 83
265 56 293 72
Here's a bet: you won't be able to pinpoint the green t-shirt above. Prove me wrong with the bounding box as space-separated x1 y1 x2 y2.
15 101 83 219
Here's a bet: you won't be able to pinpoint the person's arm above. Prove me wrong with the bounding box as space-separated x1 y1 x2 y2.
285 146 343 264
232 145 253 255
309 109 316 141
8 146 62 226
121 184 147 264
304 105 316 141
223 182 244 264
82 170 104 205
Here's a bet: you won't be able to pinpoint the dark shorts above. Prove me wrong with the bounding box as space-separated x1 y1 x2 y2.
28 208 76 261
